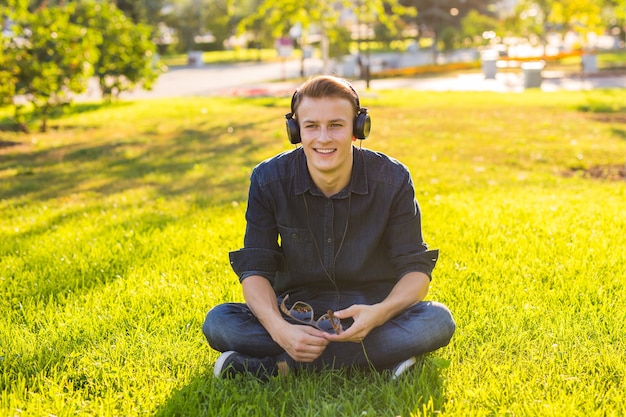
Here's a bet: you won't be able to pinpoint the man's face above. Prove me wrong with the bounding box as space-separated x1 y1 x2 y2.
297 96 354 181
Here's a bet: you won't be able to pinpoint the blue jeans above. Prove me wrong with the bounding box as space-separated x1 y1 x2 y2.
203 289 455 372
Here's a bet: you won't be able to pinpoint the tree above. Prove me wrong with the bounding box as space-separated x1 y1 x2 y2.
237 0 415 73
515 0 605 51
159 0 233 53
26 0 65 11
461 9 500 46
0 0 30 107
71 0 165 100
2 0 166 131
400 1 497 42
1 0 30 20
12 4 100 132
439 25 461 51
231 0 274 51
113 0 168 25
554 0 603 30
0 36 17 109
603 0 626 45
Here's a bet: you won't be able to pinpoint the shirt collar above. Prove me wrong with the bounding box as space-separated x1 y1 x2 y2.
294 146 368 197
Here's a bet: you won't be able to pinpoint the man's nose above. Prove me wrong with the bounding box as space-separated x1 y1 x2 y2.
318 126 331 142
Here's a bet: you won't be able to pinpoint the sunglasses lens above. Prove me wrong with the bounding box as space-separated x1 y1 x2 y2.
317 315 342 334
288 301 314 322
281 295 342 334
317 318 336 333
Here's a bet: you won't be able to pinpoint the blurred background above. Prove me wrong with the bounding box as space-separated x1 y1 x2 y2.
1 0 625 129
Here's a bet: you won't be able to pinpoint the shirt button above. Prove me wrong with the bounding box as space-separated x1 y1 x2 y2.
327 238 332 243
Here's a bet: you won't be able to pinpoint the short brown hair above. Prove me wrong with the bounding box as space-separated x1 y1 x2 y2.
291 76 360 118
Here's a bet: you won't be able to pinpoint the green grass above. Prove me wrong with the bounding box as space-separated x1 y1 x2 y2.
597 50 626 68
555 50 626 72
1 89 625 416
161 48 291 67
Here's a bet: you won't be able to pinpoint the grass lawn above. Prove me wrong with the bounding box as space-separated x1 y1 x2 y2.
161 48 283 67
1 88 625 416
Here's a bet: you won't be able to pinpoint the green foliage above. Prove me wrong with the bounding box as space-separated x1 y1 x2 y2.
12 4 100 132
438 26 461 51
508 0 608 42
114 0 168 25
461 9 500 45
2 0 29 18
550 0 603 33
231 0 275 49
71 0 166 100
1 1 166 131
161 0 232 53
237 0 415 59
1 90 626 415
328 26 352 59
0 1 27 107
0 36 16 107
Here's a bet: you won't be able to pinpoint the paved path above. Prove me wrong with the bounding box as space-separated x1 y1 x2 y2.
356 71 626 94
77 59 626 101
78 59 313 101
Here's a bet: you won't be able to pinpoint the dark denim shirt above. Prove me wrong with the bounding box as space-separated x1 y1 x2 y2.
229 146 439 295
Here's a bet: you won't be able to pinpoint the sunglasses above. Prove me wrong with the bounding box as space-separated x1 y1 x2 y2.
280 294 343 334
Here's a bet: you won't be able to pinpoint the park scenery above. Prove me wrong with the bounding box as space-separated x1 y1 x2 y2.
2 87 625 416
2 0 626 416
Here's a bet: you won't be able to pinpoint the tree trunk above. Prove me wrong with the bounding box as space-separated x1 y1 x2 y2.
13 106 30 134
39 104 49 133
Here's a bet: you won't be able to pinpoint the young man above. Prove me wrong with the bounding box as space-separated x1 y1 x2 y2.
203 75 455 379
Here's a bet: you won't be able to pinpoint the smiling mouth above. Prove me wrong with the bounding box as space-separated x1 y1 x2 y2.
315 148 336 154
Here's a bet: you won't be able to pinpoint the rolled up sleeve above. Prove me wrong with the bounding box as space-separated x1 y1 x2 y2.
393 249 439 280
229 248 284 284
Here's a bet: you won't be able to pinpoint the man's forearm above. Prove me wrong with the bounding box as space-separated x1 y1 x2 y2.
241 275 288 336
376 271 430 323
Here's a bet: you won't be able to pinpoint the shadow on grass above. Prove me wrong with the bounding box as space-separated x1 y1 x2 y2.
577 90 626 117
0 115 272 306
0 102 123 132
153 357 448 416
0 119 267 206
0 140 20 148
1 208 181 307
577 92 626 142
0 103 106 138
611 127 626 141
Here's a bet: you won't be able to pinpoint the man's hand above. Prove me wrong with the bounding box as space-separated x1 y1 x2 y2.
325 271 431 343
242 276 329 362
271 321 330 362
323 304 384 343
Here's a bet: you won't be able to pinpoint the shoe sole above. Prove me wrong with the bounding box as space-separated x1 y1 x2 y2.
213 351 237 378
392 356 417 380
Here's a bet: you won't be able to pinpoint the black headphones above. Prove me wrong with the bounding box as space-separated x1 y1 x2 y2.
284 81 371 144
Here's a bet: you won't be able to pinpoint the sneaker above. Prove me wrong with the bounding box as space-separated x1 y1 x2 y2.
213 351 278 380
391 356 417 380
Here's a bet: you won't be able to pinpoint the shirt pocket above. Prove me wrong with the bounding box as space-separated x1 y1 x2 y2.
277 225 318 274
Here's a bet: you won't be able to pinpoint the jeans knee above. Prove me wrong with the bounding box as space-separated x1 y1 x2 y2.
432 301 456 346
202 304 228 348
202 309 213 340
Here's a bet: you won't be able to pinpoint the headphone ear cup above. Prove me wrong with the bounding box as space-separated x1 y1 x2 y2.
353 111 371 140
286 118 301 144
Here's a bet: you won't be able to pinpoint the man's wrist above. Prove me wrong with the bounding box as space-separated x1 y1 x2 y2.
262 314 291 340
